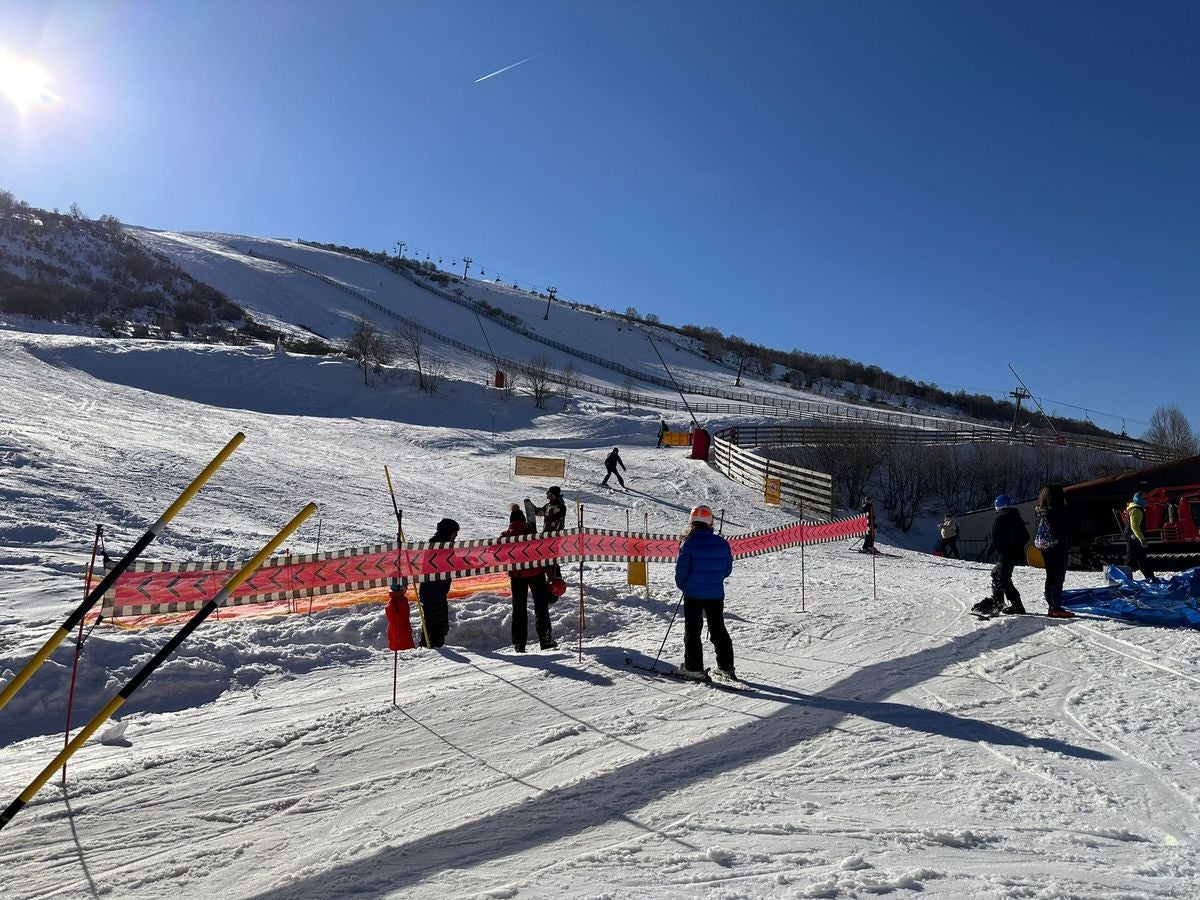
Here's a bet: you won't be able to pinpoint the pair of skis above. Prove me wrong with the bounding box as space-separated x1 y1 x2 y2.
624 658 748 692
0 434 317 831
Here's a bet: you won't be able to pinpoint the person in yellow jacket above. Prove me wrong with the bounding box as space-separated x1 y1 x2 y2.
1123 492 1156 580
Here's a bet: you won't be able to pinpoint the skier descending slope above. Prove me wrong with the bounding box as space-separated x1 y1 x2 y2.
675 505 736 681
971 495 1031 619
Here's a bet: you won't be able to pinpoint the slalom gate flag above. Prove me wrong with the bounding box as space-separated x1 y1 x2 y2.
103 516 868 617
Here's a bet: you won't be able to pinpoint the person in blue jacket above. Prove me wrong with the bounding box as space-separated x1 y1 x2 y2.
675 504 736 680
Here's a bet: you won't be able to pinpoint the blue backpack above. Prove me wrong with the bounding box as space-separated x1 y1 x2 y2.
1034 515 1057 551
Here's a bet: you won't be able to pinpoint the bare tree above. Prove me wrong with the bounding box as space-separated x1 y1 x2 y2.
395 320 428 392
523 353 556 409
344 317 390 386
424 356 448 395
1145 405 1199 459
880 440 935 531
559 362 577 409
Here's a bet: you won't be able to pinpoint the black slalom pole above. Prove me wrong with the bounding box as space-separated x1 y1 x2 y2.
0 432 245 715
0 502 317 832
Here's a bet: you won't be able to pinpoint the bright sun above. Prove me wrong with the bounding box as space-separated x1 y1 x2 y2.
0 51 55 114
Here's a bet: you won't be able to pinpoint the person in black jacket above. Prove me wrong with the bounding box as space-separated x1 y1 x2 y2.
500 504 556 652
418 518 459 647
528 486 568 583
601 447 626 488
859 497 877 554
1035 484 1074 618
972 495 1030 617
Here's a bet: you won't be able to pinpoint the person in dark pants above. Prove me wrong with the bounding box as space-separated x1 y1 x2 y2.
859 497 877 554
418 518 459 647
1034 485 1072 618
656 419 668 448
675 504 735 679
500 504 556 652
972 494 1030 616
938 514 960 558
528 486 568 583
601 447 626 488
1123 491 1156 580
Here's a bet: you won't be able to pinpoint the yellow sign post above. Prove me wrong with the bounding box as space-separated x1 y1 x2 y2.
765 476 782 505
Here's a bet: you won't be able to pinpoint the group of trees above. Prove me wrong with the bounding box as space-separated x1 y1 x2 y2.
0 191 245 337
770 428 1133 531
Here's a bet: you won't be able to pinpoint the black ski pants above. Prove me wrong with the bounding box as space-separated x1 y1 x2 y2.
682 597 734 672
418 579 452 647
1124 537 1156 580
989 560 1021 610
939 538 959 559
510 572 554 650
1042 546 1068 611
601 465 625 487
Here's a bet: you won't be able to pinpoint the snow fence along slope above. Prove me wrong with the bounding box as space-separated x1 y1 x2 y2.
105 516 869 616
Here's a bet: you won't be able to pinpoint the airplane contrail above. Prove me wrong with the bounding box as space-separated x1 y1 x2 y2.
474 53 542 84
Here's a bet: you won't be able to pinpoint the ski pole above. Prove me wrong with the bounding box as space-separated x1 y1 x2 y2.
0 432 245 715
62 524 102 785
0 502 316 832
651 593 685 672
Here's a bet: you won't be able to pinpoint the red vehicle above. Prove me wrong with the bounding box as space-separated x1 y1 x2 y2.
1086 485 1200 568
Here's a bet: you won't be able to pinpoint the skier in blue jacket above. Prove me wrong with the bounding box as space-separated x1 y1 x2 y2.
675 504 736 680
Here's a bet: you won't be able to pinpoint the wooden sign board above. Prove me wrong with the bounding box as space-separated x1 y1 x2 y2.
764 477 782 505
627 560 648 586
662 431 691 447
514 456 567 479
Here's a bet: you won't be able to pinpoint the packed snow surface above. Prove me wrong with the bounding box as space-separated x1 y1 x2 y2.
1 237 1198 899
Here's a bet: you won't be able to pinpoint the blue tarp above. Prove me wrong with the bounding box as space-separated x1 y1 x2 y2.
1061 565 1200 628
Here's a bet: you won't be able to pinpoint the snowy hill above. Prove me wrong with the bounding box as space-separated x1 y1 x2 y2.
1 243 1198 898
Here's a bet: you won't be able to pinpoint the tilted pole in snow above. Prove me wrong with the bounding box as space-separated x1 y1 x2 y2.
0 432 246 715
384 465 430 649
0 503 317 832
646 335 699 429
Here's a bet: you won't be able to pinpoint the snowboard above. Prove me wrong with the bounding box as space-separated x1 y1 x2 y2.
524 499 539 528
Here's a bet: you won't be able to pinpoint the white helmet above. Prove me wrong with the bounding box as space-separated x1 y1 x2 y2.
689 505 714 526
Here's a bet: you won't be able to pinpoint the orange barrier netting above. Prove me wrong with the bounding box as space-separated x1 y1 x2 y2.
93 573 512 630
101 517 868 621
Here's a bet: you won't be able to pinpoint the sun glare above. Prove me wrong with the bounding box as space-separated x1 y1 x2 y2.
0 51 56 114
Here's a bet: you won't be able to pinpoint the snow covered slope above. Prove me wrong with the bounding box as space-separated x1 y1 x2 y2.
1 308 1198 898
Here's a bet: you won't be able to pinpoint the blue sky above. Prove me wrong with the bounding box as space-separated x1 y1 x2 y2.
2 0 1196 434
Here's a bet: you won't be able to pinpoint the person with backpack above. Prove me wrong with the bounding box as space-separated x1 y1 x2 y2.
1123 491 1156 580
675 504 736 680
499 504 557 652
418 518 459 647
1034 484 1074 618
971 495 1031 618
938 514 960 558
601 447 626 488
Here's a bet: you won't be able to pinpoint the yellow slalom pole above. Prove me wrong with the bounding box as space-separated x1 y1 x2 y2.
0 432 246 715
0 502 316 832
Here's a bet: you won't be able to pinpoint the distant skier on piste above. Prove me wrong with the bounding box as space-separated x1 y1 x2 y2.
1034 483 1074 618
656 419 668 448
971 495 1030 618
601 447 626 488
675 504 736 681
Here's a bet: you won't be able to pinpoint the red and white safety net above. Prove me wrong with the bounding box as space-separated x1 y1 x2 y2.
103 515 868 617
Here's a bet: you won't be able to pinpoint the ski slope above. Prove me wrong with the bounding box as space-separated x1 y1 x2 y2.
1 305 1198 898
